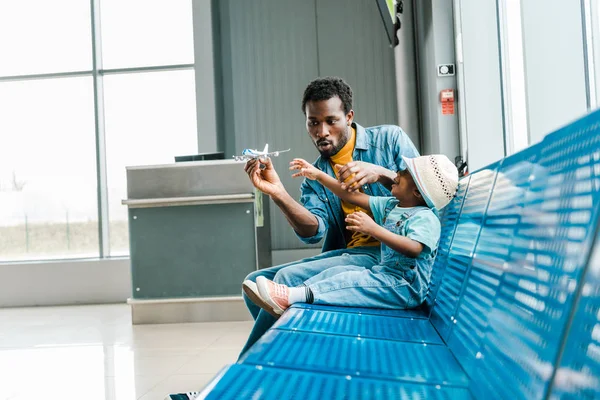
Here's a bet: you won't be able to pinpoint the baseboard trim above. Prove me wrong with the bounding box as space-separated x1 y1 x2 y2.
128 296 252 324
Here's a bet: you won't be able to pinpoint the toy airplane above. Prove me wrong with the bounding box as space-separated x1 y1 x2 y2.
233 144 291 162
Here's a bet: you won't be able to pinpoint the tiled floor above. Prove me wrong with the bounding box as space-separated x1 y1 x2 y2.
0 304 253 400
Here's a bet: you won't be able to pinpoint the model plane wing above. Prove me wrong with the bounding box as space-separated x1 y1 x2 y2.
233 145 290 162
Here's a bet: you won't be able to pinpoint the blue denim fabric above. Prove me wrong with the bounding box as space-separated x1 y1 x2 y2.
378 204 438 305
239 246 380 356
297 123 420 252
304 265 414 309
305 206 437 309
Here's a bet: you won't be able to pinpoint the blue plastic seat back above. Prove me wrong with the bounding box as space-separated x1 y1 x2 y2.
446 144 541 376
548 230 600 400
421 175 470 315
464 110 600 399
429 162 499 341
543 110 600 400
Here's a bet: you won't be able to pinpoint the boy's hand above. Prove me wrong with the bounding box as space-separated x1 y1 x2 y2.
345 211 378 236
290 158 321 180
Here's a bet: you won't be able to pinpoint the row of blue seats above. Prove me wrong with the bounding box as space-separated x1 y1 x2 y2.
189 109 600 399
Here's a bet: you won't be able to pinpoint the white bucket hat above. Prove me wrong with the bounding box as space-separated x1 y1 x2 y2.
401 154 459 210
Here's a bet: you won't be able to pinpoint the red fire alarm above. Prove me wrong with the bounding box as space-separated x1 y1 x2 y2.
440 89 455 115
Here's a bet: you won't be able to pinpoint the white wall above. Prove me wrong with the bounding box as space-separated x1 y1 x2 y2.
0 250 315 307
521 0 588 144
0 259 130 307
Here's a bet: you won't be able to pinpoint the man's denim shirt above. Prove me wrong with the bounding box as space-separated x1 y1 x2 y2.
297 122 420 252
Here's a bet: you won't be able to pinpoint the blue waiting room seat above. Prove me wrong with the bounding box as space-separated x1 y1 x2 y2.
172 109 600 400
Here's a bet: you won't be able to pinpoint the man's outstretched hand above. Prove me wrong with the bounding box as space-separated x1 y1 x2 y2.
244 157 285 197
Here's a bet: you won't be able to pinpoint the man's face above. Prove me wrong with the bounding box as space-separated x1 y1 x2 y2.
305 97 354 159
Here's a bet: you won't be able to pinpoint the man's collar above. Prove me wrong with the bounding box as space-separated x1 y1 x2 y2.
353 122 368 150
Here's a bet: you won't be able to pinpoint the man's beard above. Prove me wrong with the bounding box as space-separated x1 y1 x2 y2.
316 133 350 159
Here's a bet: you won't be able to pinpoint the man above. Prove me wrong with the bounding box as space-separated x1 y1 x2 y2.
240 77 419 355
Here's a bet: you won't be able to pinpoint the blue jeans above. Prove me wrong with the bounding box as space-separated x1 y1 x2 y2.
239 246 380 356
303 264 417 309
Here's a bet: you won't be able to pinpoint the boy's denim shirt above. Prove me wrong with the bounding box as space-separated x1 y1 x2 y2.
297 122 420 252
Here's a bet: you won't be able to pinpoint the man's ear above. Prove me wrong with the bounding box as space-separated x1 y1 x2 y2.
346 109 354 126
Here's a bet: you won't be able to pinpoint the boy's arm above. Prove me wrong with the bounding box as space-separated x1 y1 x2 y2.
335 127 419 192
369 224 424 258
370 211 440 259
315 171 371 212
335 162 397 191
345 211 424 258
290 158 371 212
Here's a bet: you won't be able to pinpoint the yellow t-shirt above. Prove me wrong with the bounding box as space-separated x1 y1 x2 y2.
330 128 380 248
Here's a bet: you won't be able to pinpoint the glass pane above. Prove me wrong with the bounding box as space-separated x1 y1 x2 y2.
100 0 194 69
104 70 198 256
0 77 99 261
0 1 92 76
503 0 529 152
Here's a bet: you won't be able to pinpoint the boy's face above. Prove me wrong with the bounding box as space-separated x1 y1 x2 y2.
391 169 421 204
305 97 354 159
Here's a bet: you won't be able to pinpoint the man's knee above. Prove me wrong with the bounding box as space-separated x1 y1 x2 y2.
274 266 304 287
243 264 282 283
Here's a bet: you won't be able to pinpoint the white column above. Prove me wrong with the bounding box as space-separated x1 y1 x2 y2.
192 0 219 153
521 0 588 144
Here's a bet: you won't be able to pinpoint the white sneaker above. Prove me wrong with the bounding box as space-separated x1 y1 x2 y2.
256 276 290 316
242 280 279 318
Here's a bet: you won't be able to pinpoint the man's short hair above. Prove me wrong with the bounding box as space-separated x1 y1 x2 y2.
301 77 353 115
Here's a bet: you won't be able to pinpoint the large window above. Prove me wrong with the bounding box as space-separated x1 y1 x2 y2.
100 0 194 69
0 1 92 76
0 1 197 262
0 78 99 261
104 70 198 255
